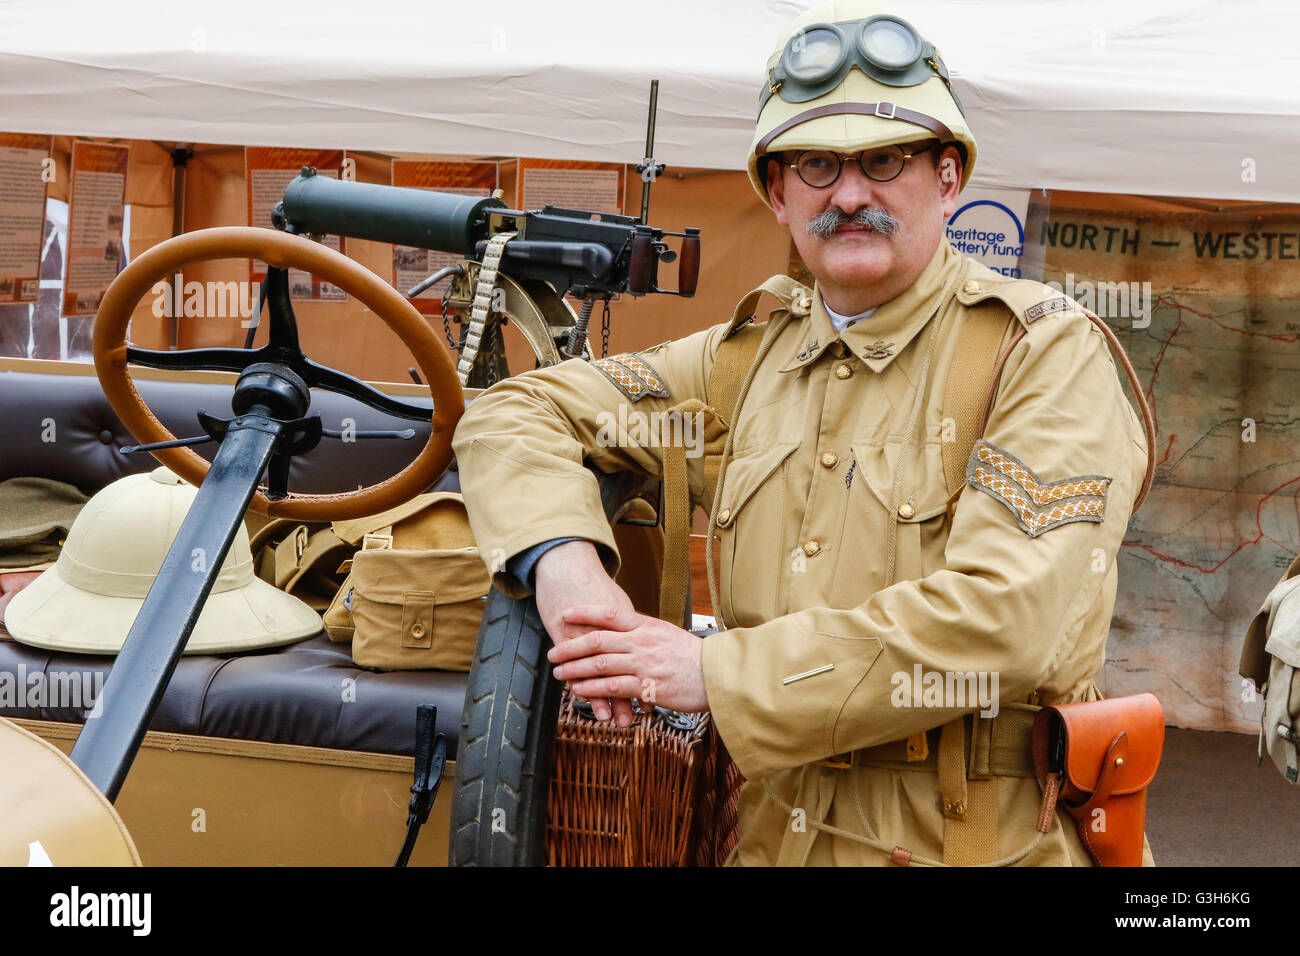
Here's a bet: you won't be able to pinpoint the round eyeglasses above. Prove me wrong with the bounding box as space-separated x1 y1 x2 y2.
786 142 942 187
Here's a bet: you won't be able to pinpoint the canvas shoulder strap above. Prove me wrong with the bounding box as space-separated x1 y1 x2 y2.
940 307 1017 500
708 274 813 428
657 275 811 627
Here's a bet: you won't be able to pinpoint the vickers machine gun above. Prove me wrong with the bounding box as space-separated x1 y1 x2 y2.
276 80 698 387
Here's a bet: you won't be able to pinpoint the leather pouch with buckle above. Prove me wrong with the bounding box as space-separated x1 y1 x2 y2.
1031 693 1164 867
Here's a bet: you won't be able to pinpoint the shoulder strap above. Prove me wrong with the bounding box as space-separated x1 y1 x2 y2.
657 278 810 627
942 267 1157 511
941 309 1016 499
708 274 813 428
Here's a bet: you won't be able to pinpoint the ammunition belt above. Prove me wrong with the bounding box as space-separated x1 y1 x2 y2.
457 230 515 386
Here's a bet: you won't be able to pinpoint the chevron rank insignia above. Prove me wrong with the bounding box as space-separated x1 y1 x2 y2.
967 440 1111 537
591 353 670 401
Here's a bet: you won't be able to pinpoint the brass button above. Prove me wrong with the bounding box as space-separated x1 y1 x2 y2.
820 451 838 468
962 280 981 295
717 507 732 526
411 623 426 638
897 502 916 519
835 364 852 380
802 539 821 557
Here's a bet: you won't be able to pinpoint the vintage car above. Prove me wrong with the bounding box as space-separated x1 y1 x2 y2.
0 171 712 868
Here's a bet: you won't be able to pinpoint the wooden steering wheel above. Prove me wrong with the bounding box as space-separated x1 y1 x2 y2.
93 226 464 521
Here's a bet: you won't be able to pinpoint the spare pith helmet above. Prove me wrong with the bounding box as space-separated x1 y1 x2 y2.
3 467 322 655
747 0 977 207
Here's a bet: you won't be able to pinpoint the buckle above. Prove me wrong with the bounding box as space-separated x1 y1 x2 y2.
362 532 394 551
874 101 897 120
815 751 857 770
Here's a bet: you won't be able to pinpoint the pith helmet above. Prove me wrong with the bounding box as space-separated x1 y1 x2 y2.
3 467 321 655
747 0 977 207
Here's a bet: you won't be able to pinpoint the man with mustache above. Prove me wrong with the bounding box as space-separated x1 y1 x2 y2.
453 0 1152 866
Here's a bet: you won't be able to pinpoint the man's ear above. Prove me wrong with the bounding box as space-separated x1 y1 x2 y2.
937 145 963 217
765 157 790 227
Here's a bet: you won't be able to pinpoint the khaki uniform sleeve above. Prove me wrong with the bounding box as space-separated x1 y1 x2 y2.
451 326 726 597
702 308 1149 780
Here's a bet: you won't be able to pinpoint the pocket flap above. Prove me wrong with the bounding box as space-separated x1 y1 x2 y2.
350 547 490 605
851 438 951 522
715 441 798 524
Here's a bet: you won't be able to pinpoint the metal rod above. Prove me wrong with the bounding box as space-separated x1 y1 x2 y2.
69 415 281 801
406 263 465 298
640 79 659 225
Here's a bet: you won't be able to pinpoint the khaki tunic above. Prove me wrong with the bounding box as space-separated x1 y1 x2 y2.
451 239 1152 866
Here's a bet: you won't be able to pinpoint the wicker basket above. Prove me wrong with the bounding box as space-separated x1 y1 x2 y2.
546 689 744 866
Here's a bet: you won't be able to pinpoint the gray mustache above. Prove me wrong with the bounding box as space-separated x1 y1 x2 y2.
807 207 901 240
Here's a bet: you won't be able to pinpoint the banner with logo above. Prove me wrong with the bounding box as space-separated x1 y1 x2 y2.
945 186 1032 279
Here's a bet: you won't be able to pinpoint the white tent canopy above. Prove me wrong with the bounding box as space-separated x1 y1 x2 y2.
2 0 1296 203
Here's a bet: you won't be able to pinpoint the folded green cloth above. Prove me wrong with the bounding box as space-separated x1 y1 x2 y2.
0 477 89 569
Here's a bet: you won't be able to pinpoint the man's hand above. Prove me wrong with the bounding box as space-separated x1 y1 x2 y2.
533 540 637 726
547 604 708 714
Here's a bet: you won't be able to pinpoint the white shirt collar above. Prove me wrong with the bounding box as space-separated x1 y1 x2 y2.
821 293 878 334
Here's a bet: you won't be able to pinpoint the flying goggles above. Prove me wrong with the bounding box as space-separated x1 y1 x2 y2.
760 15 959 111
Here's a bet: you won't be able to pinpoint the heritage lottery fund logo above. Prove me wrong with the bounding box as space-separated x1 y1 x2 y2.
49 886 151 936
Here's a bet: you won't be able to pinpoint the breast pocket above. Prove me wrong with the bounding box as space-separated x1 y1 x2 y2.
849 431 954 586
714 441 799 627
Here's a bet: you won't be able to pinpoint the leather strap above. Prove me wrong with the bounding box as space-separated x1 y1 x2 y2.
756 102 956 155
394 703 447 867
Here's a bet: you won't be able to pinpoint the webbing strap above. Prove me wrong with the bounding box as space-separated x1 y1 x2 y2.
651 277 809 626
711 324 769 429
941 309 1015 499
939 716 999 865
268 524 344 589
711 275 812 429
943 779 998 865
658 442 691 627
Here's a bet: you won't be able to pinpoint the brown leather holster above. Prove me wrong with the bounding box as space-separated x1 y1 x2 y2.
1031 693 1164 867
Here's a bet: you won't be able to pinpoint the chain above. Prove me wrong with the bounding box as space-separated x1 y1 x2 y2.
457 231 515 386
440 294 458 350
600 297 611 358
